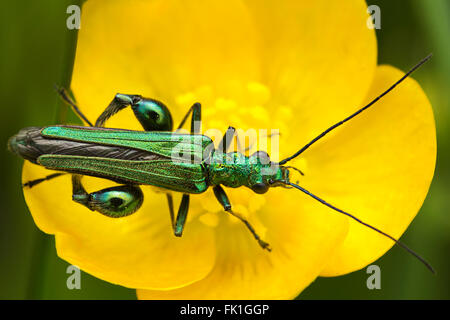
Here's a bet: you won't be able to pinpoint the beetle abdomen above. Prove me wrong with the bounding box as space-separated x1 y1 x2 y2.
8 127 160 163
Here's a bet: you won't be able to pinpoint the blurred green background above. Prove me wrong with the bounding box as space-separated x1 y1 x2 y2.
0 0 448 299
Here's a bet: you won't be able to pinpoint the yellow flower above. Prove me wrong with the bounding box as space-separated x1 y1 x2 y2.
22 0 436 299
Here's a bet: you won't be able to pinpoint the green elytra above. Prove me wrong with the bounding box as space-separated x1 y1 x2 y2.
39 125 286 194
8 55 436 272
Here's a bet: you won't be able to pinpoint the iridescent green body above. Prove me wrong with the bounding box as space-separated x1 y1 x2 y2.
37 126 287 194
207 151 285 190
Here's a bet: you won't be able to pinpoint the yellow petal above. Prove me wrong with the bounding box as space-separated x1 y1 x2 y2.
243 0 377 156
22 162 216 289
72 0 261 130
138 188 348 299
292 65 436 276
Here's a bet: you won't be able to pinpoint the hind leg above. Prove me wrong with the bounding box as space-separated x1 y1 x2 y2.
23 87 94 188
71 175 143 218
55 85 94 126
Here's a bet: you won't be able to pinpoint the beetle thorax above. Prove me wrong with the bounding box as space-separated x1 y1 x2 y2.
207 151 282 192
208 151 251 188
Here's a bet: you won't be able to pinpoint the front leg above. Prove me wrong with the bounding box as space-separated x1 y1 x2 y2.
213 185 271 251
218 126 236 153
55 85 94 127
218 126 253 154
217 127 279 154
176 102 202 134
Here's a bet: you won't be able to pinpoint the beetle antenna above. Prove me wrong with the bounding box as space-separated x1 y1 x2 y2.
285 181 435 274
279 54 432 165
284 166 305 176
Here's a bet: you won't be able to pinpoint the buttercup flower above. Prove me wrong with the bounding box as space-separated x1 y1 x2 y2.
22 0 436 299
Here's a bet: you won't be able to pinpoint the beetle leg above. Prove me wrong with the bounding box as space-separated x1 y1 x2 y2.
71 175 143 218
166 193 175 229
55 85 94 127
173 194 190 236
23 94 143 188
217 126 237 153
235 133 249 153
217 126 273 154
23 173 65 189
176 102 202 134
217 127 251 154
162 103 201 235
95 94 174 132
213 185 271 251
241 132 281 153
23 86 90 187
95 94 142 128
221 128 250 154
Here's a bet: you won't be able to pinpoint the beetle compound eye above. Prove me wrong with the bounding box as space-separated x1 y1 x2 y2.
90 185 144 218
251 183 269 194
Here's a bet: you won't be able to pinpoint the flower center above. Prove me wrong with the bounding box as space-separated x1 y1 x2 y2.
174 81 290 234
